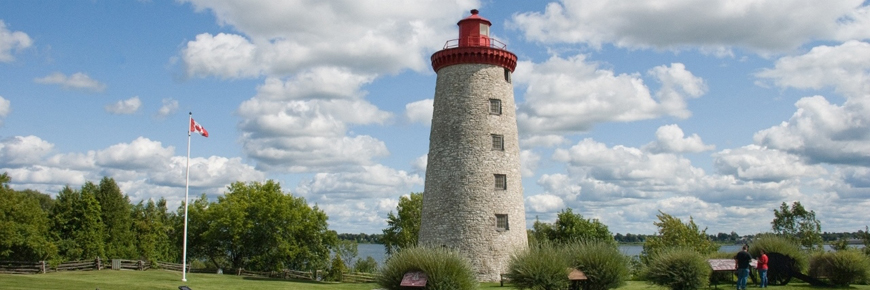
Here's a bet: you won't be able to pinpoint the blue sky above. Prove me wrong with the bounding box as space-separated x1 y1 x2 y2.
2 0 869 236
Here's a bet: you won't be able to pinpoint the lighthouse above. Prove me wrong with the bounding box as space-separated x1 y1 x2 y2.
418 9 527 281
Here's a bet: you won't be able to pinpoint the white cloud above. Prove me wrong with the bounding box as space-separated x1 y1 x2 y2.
520 135 568 148
156 98 179 118
149 155 265 189
405 99 433 125
756 41 870 98
105 96 142 115
509 0 870 53
515 56 704 134
94 137 174 170
643 124 714 153
0 95 10 125
0 135 54 166
179 0 474 79
520 150 540 177
0 20 32 62
237 75 392 172
34 72 107 92
754 96 870 165
526 194 565 213
712 145 827 182
294 164 423 201
411 154 427 174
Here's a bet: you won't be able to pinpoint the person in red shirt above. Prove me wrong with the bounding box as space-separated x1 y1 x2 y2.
757 249 769 288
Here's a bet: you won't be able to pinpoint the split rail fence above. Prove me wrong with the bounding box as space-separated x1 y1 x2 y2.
0 258 376 283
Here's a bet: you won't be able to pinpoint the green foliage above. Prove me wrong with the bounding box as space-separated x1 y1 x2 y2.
751 234 807 273
564 240 629 290
0 174 56 260
643 248 711 290
507 241 570 290
377 246 478 290
808 249 870 286
353 256 378 273
325 254 348 282
381 192 422 255
51 185 106 261
641 211 718 265
94 177 137 259
131 198 176 264
531 208 614 245
198 180 336 271
336 239 358 267
771 201 823 250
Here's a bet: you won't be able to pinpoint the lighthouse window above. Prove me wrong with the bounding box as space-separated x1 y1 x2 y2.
489 99 502 115
496 214 509 231
491 134 504 151
480 23 489 37
494 174 507 190
504 68 511 83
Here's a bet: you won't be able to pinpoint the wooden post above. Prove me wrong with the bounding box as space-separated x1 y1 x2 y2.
96 257 101 270
41 261 46 274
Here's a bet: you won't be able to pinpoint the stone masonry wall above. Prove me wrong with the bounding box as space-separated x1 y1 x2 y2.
419 63 528 282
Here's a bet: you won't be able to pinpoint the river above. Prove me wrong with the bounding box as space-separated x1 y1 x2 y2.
355 243 748 266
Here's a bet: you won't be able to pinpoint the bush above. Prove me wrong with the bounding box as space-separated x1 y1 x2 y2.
808 249 870 286
352 256 378 273
507 241 570 290
376 246 477 290
324 254 347 281
751 234 807 273
644 248 711 290
564 240 629 290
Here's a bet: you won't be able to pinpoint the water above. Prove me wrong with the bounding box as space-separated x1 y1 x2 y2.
354 243 746 267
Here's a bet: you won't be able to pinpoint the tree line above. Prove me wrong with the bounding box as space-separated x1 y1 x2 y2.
0 173 337 272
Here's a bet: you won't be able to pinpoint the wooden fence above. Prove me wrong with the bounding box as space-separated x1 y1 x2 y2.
0 259 376 283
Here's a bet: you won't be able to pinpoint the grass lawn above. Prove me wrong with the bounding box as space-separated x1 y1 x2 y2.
1 271 868 290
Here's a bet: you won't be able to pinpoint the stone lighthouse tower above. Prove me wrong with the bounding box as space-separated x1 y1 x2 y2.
419 9 527 281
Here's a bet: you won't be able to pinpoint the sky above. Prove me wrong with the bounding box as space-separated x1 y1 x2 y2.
1 0 870 236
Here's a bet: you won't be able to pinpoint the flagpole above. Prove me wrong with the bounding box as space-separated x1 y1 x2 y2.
182 112 192 282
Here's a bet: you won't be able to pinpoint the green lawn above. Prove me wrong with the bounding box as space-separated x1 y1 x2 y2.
1 270 868 290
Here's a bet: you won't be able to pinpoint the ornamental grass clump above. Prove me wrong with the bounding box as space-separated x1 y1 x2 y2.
507 241 570 290
808 249 870 287
564 240 629 290
644 248 711 290
751 234 807 273
376 246 478 290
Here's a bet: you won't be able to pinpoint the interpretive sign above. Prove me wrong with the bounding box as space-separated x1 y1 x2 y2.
400 271 427 287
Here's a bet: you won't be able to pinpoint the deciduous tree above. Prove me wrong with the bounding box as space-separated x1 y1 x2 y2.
381 192 422 255
772 201 823 250
0 173 56 261
641 211 718 264
530 208 613 245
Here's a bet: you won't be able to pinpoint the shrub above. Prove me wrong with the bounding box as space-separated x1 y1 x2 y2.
324 254 347 281
751 234 807 273
352 256 378 273
644 248 711 290
808 249 870 287
564 240 629 290
507 241 570 290
376 246 477 290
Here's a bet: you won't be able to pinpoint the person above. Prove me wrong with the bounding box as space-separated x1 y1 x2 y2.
734 245 752 290
757 249 769 288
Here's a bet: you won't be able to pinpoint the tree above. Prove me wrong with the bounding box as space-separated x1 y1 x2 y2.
132 198 176 263
530 208 613 245
0 173 56 261
772 201 823 250
199 180 335 271
51 185 106 261
381 192 422 255
94 177 136 259
335 239 358 266
641 211 718 264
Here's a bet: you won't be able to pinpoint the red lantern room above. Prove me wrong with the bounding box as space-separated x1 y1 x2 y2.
457 9 491 47
431 9 517 72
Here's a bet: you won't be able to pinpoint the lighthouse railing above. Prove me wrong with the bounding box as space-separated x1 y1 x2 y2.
442 37 508 50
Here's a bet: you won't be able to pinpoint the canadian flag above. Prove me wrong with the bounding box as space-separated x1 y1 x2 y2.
190 118 209 137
